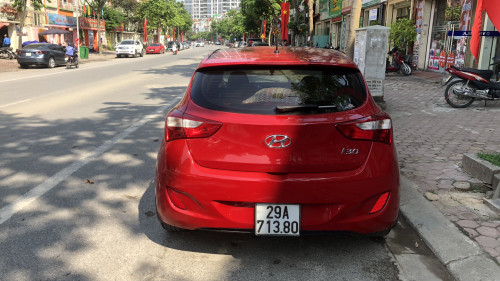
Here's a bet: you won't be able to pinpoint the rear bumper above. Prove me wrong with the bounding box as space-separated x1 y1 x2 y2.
155 140 400 235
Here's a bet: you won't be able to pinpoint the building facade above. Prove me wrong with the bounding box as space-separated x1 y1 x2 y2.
310 0 499 73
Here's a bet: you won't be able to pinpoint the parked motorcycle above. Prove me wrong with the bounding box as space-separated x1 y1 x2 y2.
386 46 411 76
0 47 17 59
443 58 500 108
65 54 79 69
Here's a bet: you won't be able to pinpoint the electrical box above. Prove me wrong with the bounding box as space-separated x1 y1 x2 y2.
353 25 390 100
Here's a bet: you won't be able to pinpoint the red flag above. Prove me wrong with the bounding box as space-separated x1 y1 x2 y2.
144 19 147 42
281 2 290 43
471 0 484 60
471 0 500 60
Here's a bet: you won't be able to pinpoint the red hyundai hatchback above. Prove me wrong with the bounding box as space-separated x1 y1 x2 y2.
155 47 399 236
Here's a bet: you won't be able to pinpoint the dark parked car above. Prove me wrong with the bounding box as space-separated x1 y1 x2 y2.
155 47 400 237
16 43 66 68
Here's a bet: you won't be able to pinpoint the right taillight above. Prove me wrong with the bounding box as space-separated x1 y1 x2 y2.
335 112 392 144
165 110 222 142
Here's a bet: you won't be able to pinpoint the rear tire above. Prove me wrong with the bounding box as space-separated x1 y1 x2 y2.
156 210 185 232
444 80 475 108
160 221 185 232
400 62 411 75
20 64 28 69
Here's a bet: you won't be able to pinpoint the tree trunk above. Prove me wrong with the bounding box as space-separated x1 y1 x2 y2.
157 23 162 43
308 0 313 47
345 0 362 59
268 21 272 45
17 0 28 50
97 12 102 54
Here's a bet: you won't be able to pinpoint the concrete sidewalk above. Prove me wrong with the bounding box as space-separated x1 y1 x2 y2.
384 73 500 280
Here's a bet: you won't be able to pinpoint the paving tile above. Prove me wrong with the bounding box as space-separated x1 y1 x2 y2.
476 235 500 248
456 212 480 220
463 227 479 238
484 247 500 258
477 226 500 238
457 220 480 228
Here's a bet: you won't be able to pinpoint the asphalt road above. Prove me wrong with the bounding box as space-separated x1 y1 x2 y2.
0 46 453 281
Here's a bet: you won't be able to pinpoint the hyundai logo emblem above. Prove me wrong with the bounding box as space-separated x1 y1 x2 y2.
265 135 292 148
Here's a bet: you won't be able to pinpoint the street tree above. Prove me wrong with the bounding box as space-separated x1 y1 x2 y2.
240 0 280 43
13 0 44 49
212 10 245 42
110 0 139 33
137 0 174 43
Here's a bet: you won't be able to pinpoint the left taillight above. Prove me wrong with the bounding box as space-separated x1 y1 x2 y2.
335 112 392 144
165 110 222 142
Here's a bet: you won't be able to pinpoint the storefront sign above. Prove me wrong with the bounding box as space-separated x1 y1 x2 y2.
79 18 105 30
447 30 500 37
369 9 377 21
48 13 77 27
330 0 342 18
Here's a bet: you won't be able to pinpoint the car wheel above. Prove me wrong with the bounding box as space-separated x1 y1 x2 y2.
47 57 56 68
116 54 120 58
140 50 144 57
20 64 29 69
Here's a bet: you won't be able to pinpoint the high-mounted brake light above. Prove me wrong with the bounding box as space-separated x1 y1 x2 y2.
165 111 222 142
336 112 392 144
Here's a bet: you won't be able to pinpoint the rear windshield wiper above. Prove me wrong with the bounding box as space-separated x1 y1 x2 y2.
275 104 337 113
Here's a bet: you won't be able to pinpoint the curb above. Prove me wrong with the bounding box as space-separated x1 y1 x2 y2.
399 175 500 281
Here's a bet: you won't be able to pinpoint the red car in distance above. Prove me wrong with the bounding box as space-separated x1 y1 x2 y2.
146 43 165 54
155 47 400 237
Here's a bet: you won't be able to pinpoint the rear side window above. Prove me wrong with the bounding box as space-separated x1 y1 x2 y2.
190 68 367 115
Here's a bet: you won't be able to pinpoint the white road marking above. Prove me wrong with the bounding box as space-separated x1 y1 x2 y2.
0 98 180 225
0 98 33 108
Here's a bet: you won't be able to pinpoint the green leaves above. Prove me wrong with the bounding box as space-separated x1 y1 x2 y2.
389 18 417 49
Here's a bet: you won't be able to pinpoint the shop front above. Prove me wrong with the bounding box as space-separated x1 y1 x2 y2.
330 0 343 49
42 13 77 45
362 0 383 27
424 0 473 72
79 18 105 51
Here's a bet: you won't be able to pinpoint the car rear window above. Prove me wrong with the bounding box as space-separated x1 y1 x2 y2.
23 44 46 50
190 67 367 115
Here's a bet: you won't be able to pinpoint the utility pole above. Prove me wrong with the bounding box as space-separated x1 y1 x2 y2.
346 0 362 58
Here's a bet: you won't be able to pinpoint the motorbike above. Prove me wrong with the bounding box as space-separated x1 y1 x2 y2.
65 54 79 69
0 47 17 59
443 57 500 108
386 46 412 76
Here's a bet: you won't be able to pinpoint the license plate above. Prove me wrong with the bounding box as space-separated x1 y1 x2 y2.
255 204 300 236
25 53 31 56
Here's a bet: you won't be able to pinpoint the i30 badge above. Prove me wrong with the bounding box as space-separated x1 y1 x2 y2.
265 135 292 148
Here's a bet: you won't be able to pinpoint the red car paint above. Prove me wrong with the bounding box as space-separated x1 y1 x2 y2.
156 47 400 235
146 43 165 54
